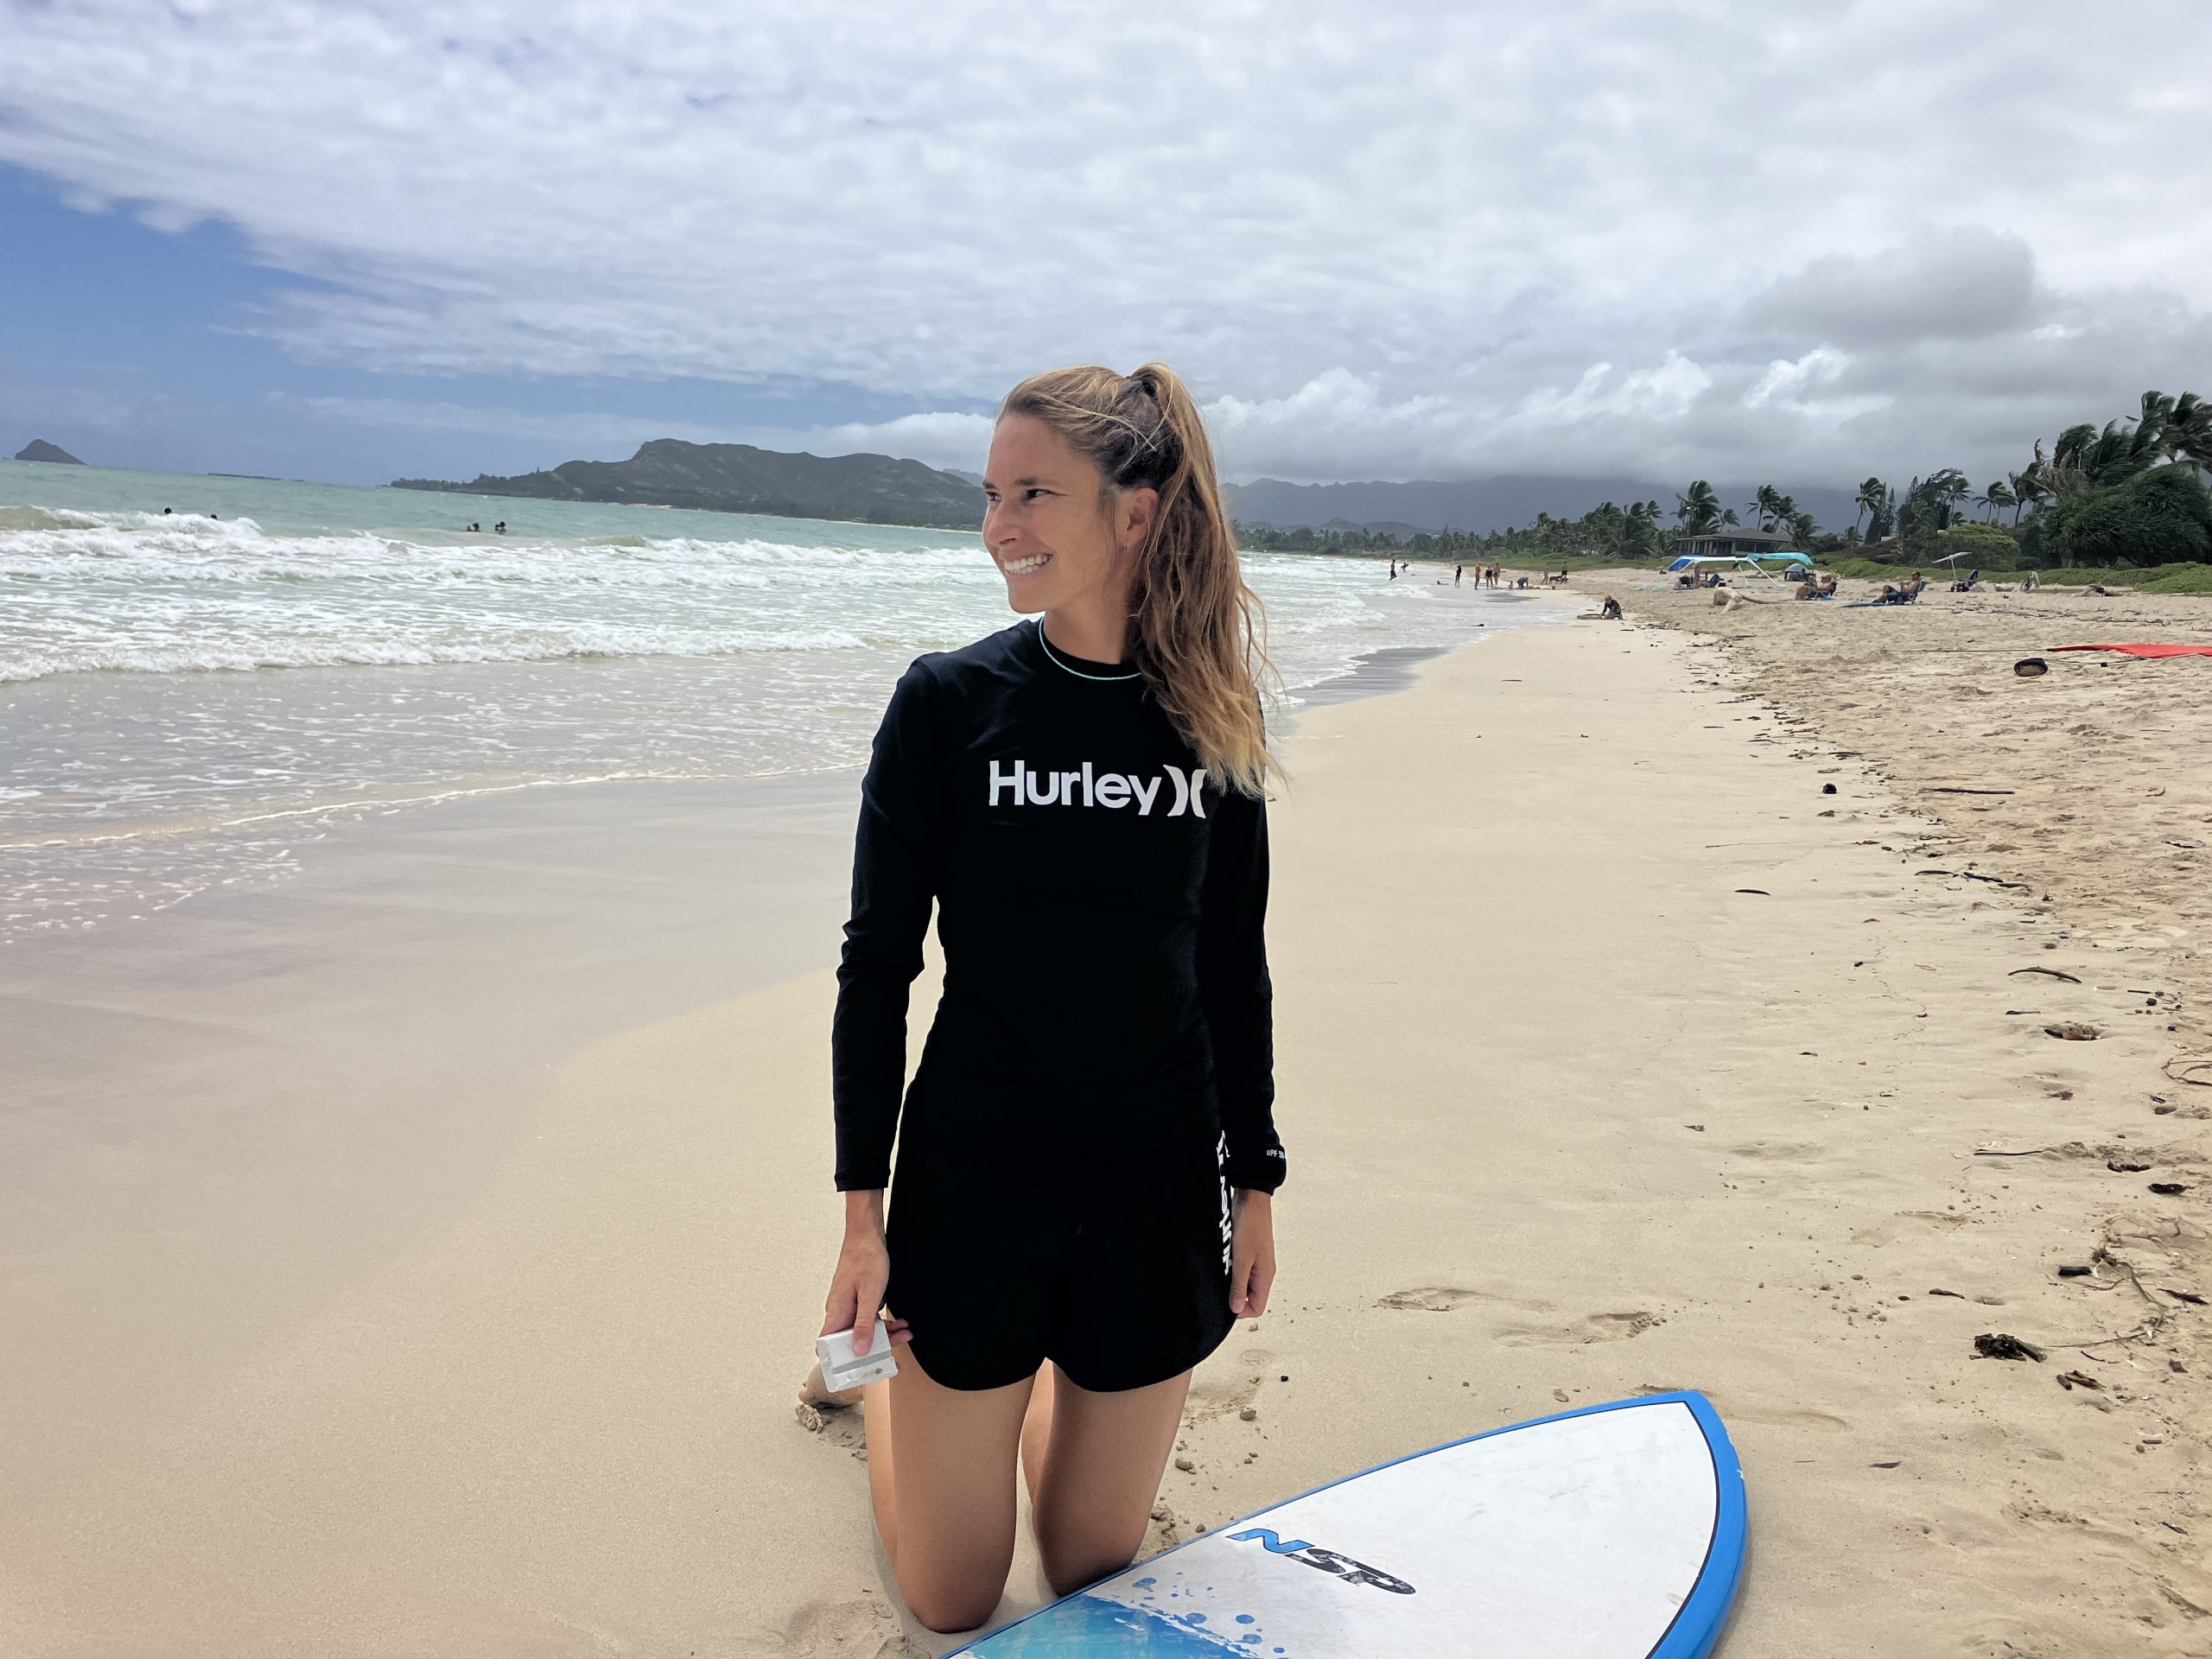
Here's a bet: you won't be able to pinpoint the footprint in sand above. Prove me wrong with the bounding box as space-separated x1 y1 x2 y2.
1707 1402 1849 1431
782 1592 920 1657
796 1400 869 1459
1185 1365 1266 1423
1852 1210 1973 1246
1494 1310 1663 1347
1726 1140 1828 1162
1377 1286 1484 1312
1377 1285 1554 1315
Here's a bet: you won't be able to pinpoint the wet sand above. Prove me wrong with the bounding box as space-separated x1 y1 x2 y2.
4 612 2207 1656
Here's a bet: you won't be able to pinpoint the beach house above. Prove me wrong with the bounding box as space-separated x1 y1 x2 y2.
1671 526 1801 559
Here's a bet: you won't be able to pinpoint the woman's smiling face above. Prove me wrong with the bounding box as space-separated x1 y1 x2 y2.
982 414 1152 618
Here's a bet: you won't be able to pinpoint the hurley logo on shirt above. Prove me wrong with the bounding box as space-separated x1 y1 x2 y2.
988 759 1208 817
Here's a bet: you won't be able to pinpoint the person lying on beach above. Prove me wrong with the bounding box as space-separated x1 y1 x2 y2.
808 362 1283 1636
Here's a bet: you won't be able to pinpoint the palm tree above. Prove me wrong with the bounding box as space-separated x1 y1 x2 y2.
2048 391 2172 493
1853 476 1885 537
1751 484 1783 530
2005 469 2042 526
2163 391 2211 474
1721 508 1741 526
1621 499 1661 556
1789 510 1816 548
1675 480 1722 535
1976 480 2016 523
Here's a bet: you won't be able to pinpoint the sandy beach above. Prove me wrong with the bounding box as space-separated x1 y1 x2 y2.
5 601 2208 1656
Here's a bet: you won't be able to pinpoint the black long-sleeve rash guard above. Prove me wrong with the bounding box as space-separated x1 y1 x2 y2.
832 617 1286 1196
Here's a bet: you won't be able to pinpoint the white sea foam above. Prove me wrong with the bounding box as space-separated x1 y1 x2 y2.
0 512 996 683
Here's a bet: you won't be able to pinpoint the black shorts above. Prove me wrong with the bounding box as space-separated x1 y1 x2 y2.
885 1128 1236 1393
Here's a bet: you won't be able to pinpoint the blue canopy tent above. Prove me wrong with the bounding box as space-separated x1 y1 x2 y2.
1651 554 1807 589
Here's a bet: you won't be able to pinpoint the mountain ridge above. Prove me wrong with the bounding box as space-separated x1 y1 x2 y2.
395 439 983 530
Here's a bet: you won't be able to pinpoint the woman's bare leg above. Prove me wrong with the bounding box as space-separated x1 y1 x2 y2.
861 1359 1036 1634
1027 1368 1192 1598
1018 1363 1057 1511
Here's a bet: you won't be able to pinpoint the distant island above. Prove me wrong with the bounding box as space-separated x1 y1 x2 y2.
14 439 84 465
394 439 983 531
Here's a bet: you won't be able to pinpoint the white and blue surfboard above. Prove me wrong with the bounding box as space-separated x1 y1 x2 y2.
952 1390 1746 1657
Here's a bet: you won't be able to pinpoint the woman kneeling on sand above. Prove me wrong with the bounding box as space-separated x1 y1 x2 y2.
805 362 1287 1635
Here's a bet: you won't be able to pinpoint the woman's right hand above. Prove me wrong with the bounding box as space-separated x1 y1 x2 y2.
822 1190 912 1357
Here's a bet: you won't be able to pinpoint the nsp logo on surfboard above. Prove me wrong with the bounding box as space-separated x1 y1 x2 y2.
1227 1529 1414 1595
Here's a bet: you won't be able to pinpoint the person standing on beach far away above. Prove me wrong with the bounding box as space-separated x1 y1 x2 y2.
809 362 1286 1636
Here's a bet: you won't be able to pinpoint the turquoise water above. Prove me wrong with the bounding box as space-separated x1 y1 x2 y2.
1 460 1521 943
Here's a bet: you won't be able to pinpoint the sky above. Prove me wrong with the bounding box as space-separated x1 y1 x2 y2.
3 0 2210 495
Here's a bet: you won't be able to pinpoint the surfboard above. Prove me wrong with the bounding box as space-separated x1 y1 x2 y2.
950 1390 1745 1657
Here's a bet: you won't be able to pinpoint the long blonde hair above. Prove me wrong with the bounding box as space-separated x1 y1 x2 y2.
1000 362 1276 795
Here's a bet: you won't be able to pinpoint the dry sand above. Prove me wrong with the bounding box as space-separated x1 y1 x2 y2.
4 607 2208 1656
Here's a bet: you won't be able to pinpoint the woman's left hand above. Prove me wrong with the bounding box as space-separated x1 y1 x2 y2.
1228 1189 1276 1319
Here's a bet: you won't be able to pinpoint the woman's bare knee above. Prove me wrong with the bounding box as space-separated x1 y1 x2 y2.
901 1577 1004 1635
1040 1531 1142 1600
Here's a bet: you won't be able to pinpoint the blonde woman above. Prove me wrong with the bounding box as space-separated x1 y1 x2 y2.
811 364 1286 1633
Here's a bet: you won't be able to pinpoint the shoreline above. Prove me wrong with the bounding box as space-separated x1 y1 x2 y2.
3 609 2204 1656
1 612 1531 946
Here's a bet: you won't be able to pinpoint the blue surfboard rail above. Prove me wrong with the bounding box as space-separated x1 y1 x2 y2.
952 1389 1748 1657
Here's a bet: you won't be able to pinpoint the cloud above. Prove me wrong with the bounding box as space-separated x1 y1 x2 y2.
1746 227 2037 346
3 0 2211 486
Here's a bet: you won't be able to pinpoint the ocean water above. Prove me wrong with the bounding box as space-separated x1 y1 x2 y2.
1 459 1532 943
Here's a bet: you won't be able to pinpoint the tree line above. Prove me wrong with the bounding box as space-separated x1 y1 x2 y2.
1238 390 2211 569
1828 391 2211 568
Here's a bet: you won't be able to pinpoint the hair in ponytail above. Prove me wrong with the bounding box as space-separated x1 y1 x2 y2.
999 362 1277 795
